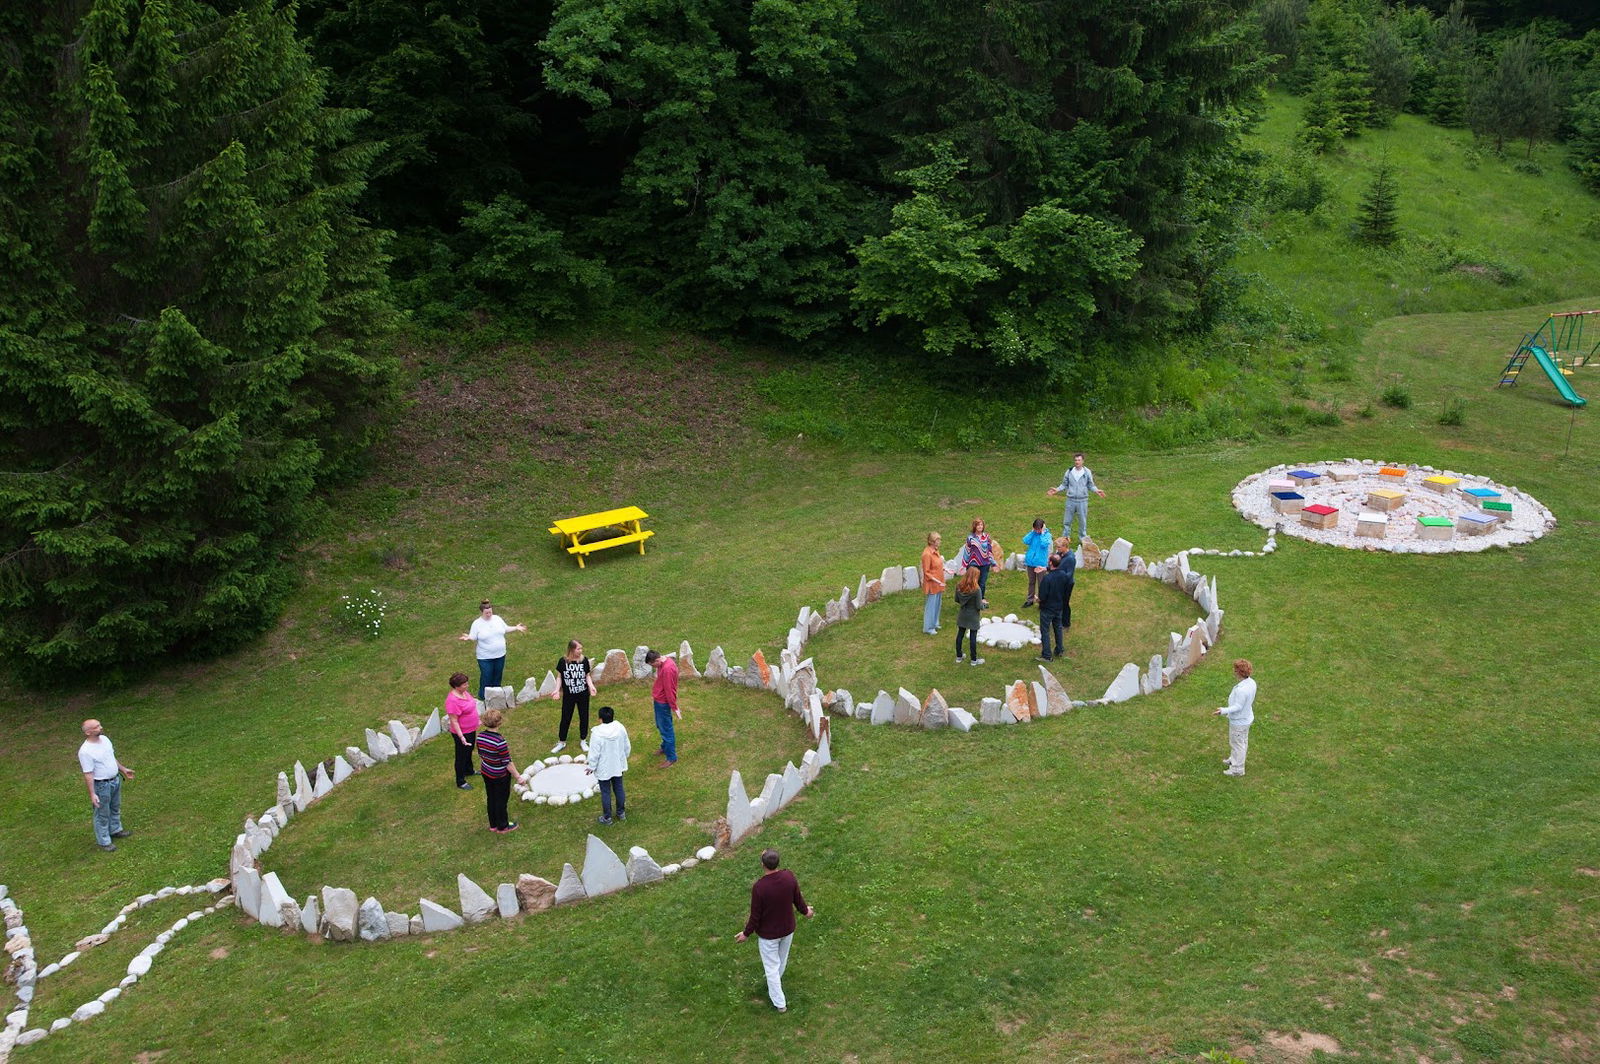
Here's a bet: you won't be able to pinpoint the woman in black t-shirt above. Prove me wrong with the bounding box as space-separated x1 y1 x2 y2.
548 638 597 754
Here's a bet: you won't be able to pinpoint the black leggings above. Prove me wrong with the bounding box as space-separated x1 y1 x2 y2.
956 627 978 658
484 773 511 829
453 730 477 786
559 691 590 741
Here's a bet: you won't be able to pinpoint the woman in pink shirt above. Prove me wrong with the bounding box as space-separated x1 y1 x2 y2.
445 671 481 790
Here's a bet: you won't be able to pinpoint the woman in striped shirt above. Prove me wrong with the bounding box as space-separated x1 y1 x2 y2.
958 518 1001 608
475 709 521 833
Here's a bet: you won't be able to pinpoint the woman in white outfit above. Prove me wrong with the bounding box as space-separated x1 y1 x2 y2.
1215 659 1256 777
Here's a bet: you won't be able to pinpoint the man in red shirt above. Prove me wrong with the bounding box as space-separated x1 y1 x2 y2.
645 648 681 766
733 848 815 1013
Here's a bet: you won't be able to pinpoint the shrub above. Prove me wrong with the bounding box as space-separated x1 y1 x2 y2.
1438 396 1467 426
1380 384 1412 409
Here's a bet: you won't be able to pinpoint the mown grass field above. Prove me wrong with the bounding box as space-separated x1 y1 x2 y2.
3 96 1600 1063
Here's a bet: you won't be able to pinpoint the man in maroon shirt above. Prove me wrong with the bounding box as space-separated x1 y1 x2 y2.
733 848 815 1013
646 648 681 766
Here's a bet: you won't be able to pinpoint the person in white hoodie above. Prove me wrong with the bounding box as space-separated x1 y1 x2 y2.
586 705 632 824
1215 659 1257 777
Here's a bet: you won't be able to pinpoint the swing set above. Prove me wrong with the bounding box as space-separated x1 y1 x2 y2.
1496 311 1596 407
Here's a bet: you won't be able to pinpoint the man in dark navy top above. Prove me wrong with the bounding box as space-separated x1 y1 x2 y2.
733 848 815 1012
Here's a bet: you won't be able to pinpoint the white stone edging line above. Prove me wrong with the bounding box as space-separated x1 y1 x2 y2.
232 642 835 943
2 881 231 1055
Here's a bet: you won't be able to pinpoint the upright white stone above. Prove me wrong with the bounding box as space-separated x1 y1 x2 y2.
345 746 375 770
894 688 919 725
870 690 895 725
418 898 463 933
1105 538 1133 572
233 868 262 921
1146 655 1164 693
331 755 354 786
626 847 664 886
880 565 903 594
580 835 629 897
538 670 560 698
631 646 652 680
357 897 389 940
759 773 783 815
418 709 442 742
311 764 333 801
1103 663 1143 703
258 873 292 928
319 887 358 942
855 574 868 608
457 874 496 924
948 707 976 732
979 697 1006 725
834 689 856 718
1030 681 1049 718
780 762 805 808
816 723 832 769
704 646 729 680
800 749 820 784
292 761 312 811
727 772 758 840
388 720 413 754
496 884 518 919
677 640 698 677
1206 608 1223 643
300 896 320 935
374 732 399 760
553 863 587 906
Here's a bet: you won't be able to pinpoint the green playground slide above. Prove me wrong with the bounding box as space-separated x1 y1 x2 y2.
1529 345 1588 407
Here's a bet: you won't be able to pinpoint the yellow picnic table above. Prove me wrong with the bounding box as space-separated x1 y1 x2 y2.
547 506 654 568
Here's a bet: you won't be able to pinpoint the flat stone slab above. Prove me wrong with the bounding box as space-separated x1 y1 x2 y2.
418 898 463 933
525 762 592 800
581 835 629 897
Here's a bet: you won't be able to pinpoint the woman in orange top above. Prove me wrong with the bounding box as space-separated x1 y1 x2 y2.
921 532 946 635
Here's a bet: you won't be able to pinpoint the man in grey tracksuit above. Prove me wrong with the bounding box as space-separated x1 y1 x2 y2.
1046 452 1106 541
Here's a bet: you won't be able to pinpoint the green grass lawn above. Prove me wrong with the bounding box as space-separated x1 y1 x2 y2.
5 102 1600 1063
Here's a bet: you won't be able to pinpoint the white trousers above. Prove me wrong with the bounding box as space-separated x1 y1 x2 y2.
1227 723 1251 770
758 933 793 1009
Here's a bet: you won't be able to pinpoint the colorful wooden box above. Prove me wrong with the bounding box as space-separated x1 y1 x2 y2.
1356 512 1389 538
1461 486 1501 502
1267 478 1296 494
1301 504 1339 529
1481 499 1513 517
1379 466 1408 480
1288 469 1324 487
1422 475 1460 494
1457 512 1498 536
1366 488 1406 512
1328 468 1361 483
1270 491 1306 515
1416 515 1454 541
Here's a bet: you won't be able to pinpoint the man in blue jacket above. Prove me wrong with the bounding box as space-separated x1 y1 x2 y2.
1035 550 1075 662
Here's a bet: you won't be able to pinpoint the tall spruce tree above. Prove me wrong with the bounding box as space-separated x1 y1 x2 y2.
0 0 394 678
1354 158 1400 246
850 0 1265 376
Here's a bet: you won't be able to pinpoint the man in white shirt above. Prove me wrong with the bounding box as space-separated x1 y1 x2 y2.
79 719 135 852
1045 452 1107 542
1214 659 1257 777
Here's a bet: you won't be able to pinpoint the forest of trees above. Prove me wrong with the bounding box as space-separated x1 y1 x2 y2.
2 0 1597 675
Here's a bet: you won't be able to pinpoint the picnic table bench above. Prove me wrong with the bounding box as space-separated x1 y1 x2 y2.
548 506 654 568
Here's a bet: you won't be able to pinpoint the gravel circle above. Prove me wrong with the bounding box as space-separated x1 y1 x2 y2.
1231 460 1555 554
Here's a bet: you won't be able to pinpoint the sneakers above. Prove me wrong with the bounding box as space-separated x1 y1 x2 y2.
955 655 964 664
457 781 472 790
551 741 567 754
1035 655 1052 662
99 843 117 852
110 830 132 838
1223 767 1245 777
617 811 626 821
1222 758 1234 767
970 657 985 666
597 815 614 825
504 821 519 832
580 740 590 752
